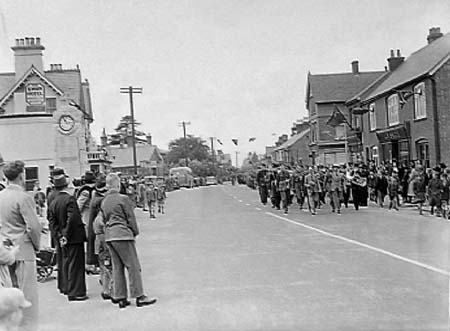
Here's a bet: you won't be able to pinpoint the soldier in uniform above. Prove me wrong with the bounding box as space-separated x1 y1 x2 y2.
269 164 280 210
292 165 306 209
304 167 322 215
277 163 291 215
256 164 270 205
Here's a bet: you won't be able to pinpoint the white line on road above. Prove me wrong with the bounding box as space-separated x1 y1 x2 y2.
255 207 261 211
238 200 243 202
245 203 251 206
266 212 450 277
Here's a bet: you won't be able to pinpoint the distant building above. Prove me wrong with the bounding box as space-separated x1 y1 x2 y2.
272 129 311 165
306 62 385 165
0 37 94 190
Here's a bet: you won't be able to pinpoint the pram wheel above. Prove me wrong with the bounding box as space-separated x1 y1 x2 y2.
37 266 54 282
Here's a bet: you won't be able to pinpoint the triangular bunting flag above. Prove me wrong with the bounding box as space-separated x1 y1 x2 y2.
231 139 238 146
249 137 256 142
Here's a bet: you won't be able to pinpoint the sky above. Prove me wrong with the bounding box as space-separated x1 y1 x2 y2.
0 0 449 166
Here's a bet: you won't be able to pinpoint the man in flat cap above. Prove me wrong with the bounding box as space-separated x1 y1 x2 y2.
0 161 42 331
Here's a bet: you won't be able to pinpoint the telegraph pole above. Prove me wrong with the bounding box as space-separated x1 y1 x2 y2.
210 137 215 165
120 86 142 175
178 121 191 167
235 151 240 168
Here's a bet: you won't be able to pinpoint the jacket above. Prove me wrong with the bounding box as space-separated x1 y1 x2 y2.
101 190 139 242
47 190 87 244
0 184 41 261
0 234 15 287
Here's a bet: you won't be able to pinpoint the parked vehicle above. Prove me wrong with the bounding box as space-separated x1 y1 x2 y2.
205 176 218 185
169 166 194 188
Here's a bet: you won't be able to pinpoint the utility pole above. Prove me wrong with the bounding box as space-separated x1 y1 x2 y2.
235 151 240 168
210 137 215 168
120 86 142 176
178 121 191 167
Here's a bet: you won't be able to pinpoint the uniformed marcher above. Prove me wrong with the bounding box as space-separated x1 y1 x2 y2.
277 163 291 215
256 164 270 205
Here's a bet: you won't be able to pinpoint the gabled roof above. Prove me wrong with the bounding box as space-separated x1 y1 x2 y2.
0 66 64 107
107 144 162 168
307 71 385 105
274 129 310 151
364 32 450 101
45 69 82 105
0 73 15 100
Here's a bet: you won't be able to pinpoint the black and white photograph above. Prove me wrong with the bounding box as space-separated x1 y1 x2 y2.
0 1 449 330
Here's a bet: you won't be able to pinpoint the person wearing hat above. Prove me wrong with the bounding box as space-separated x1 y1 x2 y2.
387 169 400 211
427 167 444 217
0 287 32 331
256 163 270 206
47 169 88 301
327 164 344 214
157 184 167 214
0 161 42 330
292 165 306 210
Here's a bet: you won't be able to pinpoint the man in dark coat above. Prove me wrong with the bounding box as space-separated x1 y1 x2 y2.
256 164 270 205
47 169 88 301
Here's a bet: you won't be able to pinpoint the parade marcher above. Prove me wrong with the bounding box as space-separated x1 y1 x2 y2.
387 170 400 211
413 169 427 215
146 182 157 219
427 167 444 217
101 173 157 308
269 165 280 210
304 167 321 215
342 167 351 208
47 169 88 302
292 165 306 209
137 180 147 211
277 164 291 215
328 165 344 214
157 185 167 214
0 161 42 331
351 170 367 211
256 164 270 206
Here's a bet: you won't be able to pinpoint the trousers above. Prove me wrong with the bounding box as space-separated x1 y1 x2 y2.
107 240 144 299
15 260 39 331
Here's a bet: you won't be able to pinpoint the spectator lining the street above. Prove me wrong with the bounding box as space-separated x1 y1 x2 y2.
0 161 42 331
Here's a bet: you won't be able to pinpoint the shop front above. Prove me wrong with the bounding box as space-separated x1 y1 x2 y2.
376 125 410 164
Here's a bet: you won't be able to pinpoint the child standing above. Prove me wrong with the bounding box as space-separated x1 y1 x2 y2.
146 183 157 219
157 185 167 214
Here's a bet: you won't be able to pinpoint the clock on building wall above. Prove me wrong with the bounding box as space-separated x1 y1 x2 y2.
58 114 75 133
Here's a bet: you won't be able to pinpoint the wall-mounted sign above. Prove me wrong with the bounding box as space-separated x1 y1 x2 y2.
25 83 45 105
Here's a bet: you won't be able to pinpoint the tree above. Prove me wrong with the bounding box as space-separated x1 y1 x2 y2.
166 135 210 165
108 115 147 145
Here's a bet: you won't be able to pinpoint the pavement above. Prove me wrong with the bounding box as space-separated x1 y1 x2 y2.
38 184 449 331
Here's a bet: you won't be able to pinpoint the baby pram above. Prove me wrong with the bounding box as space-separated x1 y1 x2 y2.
36 247 56 282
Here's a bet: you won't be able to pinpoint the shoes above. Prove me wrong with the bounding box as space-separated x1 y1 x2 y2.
337 210 341 214
136 295 157 307
68 295 89 301
117 299 131 309
101 293 112 300
331 209 335 213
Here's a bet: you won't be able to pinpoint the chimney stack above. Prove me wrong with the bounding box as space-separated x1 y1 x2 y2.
387 49 404 72
146 134 152 145
351 60 359 74
427 27 443 44
11 37 45 80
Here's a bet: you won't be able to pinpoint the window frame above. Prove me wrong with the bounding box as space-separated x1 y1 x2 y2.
369 102 376 131
46 97 57 113
387 94 399 126
413 82 426 120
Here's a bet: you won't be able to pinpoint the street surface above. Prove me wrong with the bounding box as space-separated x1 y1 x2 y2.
39 184 449 331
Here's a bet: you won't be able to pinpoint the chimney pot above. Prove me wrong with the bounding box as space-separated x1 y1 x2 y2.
396 49 401 57
35 37 40 45
351 60 359 74
427 26 443 44
15 39 19 46
30 38 35 45
19 39 24 46
390 49 394 57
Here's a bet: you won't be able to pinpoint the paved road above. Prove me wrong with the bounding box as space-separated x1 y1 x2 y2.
39 184 449 331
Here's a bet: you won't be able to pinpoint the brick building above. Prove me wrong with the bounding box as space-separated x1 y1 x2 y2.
353 28 450 167
306 63 385 165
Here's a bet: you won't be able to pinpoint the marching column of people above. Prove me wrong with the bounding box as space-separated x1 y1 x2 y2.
255 160 450 219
